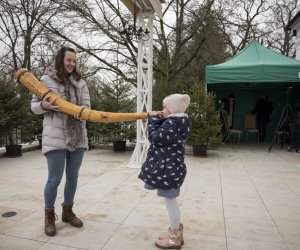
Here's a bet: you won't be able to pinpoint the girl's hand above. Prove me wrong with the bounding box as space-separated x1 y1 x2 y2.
148 111 163 118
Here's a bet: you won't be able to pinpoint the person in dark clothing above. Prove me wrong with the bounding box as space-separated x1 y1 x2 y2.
252 95 274 142
288 99 300 152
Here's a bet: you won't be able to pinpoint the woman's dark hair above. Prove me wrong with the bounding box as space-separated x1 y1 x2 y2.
55 46 82 81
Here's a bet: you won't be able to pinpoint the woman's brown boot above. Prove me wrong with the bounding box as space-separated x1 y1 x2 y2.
61 203 83 227
44 208 57 236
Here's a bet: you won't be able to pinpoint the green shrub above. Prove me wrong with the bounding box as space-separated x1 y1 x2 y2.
187 82 222 149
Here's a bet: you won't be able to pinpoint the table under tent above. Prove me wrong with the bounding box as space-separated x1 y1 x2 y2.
205 40 300 143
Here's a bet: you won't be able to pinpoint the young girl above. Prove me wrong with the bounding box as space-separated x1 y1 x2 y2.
139 93 191 249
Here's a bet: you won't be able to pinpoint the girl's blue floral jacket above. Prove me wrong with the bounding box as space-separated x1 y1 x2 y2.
138 114 191 190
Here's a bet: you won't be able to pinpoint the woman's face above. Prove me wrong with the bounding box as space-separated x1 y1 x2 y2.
64 51 76 74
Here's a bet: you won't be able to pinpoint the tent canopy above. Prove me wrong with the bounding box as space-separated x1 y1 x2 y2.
205 40 300 84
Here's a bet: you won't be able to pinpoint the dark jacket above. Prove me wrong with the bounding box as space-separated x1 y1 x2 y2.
252 97 274 123
138 114 191 190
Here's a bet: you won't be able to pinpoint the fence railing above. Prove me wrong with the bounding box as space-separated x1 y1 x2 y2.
0 130 134 148
0 129 36 147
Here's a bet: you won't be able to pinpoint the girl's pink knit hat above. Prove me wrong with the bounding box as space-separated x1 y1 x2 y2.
163 94 190 114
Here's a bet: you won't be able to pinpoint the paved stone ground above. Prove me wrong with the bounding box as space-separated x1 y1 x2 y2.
0 143 300 250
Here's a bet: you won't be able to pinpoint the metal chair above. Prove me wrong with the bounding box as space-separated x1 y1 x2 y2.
221 112 242 144
244 114 259 143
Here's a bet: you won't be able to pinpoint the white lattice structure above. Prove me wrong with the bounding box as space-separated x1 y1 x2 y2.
128 12 154 168
120 0 163 168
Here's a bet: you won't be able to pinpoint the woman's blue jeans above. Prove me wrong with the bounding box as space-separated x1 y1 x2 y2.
44 148 84 209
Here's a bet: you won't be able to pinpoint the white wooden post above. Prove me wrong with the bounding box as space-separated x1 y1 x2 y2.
128 11 154 168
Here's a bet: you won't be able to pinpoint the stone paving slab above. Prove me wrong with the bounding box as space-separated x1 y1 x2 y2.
0 144 300 249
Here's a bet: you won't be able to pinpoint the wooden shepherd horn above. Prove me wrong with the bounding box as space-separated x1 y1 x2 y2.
15 68 148 122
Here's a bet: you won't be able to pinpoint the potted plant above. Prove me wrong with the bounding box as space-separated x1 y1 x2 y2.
111 122 136 151
0 77 33 157
187 83 222 157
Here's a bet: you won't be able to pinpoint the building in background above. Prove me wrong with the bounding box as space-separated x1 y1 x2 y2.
286 11 300 60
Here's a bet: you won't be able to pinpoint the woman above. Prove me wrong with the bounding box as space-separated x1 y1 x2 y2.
31 47 90 236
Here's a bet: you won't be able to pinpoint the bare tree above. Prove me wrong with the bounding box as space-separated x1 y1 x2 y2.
35 0 139 85
214 0 299 56
0 0 60 72
1 0 298 85
215 0 272 55
32 0 226 88
267 0 299 57
154 0 228 84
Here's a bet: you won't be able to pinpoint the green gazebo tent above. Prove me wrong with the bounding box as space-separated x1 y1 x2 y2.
206 40 300 84
205 40 300 142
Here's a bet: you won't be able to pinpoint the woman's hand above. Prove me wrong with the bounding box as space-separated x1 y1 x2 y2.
41 96 60 111
73 114 83 121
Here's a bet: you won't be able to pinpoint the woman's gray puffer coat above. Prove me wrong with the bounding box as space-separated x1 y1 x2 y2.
31 69 90 155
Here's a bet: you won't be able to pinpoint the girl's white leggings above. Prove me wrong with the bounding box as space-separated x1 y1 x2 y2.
165 197 180 229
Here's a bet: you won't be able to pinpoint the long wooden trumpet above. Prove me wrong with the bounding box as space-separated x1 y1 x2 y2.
15 68 148 122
